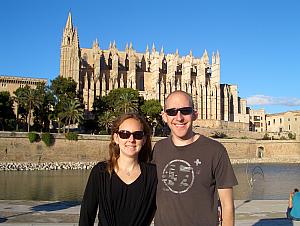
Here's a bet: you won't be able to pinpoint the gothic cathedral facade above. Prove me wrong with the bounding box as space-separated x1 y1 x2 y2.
60 13 249 125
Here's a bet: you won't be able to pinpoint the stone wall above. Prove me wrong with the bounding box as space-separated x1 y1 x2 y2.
0 132 299 164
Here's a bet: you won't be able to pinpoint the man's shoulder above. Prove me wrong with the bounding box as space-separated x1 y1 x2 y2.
198 134 224 147
154 136 170 148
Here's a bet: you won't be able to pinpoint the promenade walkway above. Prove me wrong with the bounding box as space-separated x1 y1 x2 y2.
1 200 300 226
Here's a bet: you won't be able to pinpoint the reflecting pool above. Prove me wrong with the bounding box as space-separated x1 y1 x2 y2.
1 163 300 201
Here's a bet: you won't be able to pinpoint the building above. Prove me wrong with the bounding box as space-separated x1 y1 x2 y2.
0 75 47 117
0 75 47 97
249 109 266 132
60 12 249 126
266 111 300 137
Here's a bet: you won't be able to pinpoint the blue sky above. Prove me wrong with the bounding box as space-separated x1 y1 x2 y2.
1 0 300 114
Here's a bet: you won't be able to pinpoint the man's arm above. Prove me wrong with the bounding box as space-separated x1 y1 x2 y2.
218 188 235 226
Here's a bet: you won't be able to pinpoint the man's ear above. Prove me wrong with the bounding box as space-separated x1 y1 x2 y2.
192 110 198 121
161 111 168 123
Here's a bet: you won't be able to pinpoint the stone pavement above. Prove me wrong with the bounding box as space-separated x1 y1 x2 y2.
1 200 300 226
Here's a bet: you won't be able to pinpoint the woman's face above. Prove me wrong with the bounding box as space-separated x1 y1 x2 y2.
114 118 146 160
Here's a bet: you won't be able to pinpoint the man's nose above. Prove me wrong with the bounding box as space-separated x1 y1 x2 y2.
175 110 184 120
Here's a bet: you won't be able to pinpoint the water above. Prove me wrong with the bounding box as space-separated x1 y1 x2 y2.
1 164 300 201
234 163 300 200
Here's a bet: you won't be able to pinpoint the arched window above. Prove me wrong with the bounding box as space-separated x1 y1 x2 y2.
257 146 264 158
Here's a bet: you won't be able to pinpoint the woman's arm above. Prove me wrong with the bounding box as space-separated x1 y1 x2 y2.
79 165 100 226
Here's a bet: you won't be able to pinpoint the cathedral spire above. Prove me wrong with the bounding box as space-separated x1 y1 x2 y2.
61 12 78 47
160 46 164 55
65 12 73 31
152 43 156 53
202 49 209 65
93 38 99 49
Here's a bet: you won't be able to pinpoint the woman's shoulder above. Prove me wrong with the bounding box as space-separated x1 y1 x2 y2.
92 161 108 172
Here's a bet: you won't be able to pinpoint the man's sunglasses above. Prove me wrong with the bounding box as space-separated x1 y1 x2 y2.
165 107 193 116
117 130 145 140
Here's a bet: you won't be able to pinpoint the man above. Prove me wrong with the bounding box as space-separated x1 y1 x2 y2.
152 90 238 226
287 188 300 220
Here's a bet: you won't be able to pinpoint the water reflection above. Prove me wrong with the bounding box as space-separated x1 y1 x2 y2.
233 163 300 200
1 164 300 201
1 170 88 201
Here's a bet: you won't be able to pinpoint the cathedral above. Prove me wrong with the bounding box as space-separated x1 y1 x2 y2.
60 13 249 126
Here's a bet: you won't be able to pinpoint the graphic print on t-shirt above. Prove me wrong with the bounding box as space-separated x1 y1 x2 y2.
161 159 195 194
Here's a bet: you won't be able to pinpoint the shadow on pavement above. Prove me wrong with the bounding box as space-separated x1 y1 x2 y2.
31 201 80 212
0 218 7 223
0 201 80 224
253 218 293 225
235 199 252 209
0 212 31 224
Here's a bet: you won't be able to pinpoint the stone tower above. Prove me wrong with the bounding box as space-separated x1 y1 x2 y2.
60 12 81 91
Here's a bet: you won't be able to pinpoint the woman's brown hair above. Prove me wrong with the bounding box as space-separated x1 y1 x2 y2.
107 113 152 174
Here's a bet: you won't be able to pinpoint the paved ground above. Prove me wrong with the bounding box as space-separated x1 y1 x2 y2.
1 200 300 225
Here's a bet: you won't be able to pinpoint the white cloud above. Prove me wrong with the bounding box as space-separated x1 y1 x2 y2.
247 95 300 106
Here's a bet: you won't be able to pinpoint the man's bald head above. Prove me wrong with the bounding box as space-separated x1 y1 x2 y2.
164 90 194 110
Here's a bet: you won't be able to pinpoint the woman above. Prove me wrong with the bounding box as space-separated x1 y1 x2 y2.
79 113 157 226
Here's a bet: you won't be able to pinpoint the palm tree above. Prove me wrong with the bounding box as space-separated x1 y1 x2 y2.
60 99 84 132
115 92 139 114
98 111 115 134
15 86 42 132
13 88 25 131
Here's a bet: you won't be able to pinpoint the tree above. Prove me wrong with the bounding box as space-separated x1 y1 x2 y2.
13 88 28 131
140 99 163 135
0 91 16 131
92 96 109 117
106 88 140 115
32 83 55 132
50 76 78 132
60 99 84 132
115 91 139 114
50 76 77 100
14 85 43 132
98 111 115 134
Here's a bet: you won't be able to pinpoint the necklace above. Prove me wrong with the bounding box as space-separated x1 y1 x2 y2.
119 164 139 176
126 170 131 176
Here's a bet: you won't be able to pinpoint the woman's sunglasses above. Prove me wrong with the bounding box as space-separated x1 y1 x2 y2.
165 107 193 116
117 130 145 140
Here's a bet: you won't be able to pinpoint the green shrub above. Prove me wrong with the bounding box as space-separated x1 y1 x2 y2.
28 132 39 143
279 136 287 140
262 133 270 140
65 132 78 141
41 132 53 146
211 132 228 139
240 136 248 139
99 130 109 135
288 132 296 140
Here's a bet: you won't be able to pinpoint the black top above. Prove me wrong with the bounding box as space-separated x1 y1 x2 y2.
111 172 143 225
79 161 157 226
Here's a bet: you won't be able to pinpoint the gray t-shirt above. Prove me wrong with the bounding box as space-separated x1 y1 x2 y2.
152 135 238 226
